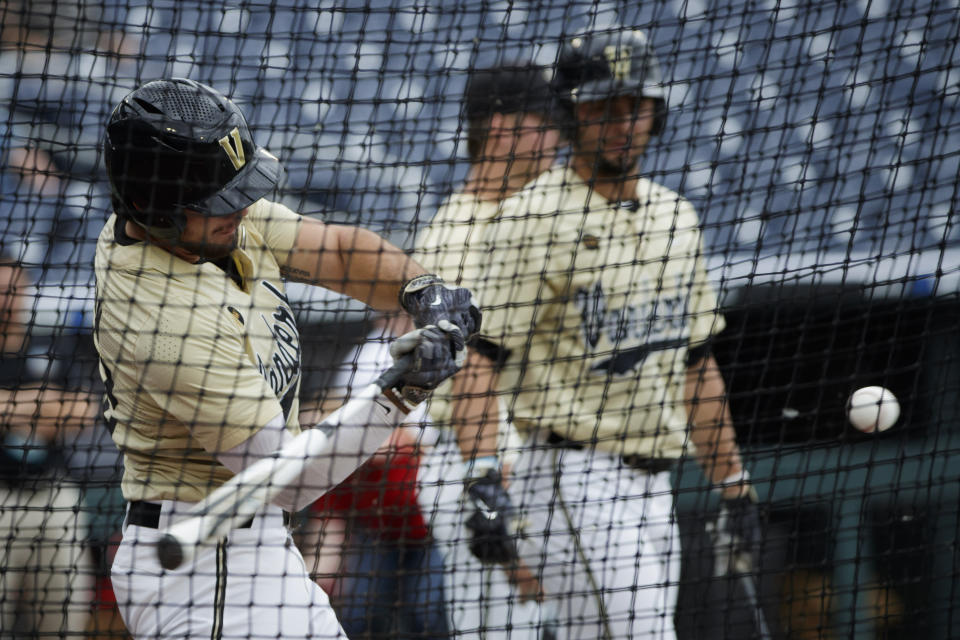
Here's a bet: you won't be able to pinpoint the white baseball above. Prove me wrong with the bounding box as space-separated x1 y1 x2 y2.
847 386 900 433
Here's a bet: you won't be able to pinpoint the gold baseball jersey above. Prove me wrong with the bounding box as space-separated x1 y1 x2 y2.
94 199 304 502
418 166 725 459
416 191 501 295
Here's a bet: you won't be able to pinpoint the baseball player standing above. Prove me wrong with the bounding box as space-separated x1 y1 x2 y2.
95 78 479 639
415 62 566 637
417 31 761 640
418 61 564 471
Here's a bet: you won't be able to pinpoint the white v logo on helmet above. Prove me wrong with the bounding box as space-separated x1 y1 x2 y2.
219 127 246 170
603 45 633 82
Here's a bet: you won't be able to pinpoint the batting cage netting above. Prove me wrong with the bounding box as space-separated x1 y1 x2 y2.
0 0 958 638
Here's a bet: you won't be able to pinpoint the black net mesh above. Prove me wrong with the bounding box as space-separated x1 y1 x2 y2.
0 0 958 639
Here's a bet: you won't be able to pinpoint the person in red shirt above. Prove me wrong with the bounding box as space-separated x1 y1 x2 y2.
300 315 449 639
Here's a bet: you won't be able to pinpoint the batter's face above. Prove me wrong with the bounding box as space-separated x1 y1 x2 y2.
573 96 657 177
178 208 248 260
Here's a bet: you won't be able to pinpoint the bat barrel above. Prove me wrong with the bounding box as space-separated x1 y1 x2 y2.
157 533 185 570
154 509 209 570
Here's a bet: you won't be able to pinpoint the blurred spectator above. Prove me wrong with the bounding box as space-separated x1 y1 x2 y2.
0 256 99 635
297 314 450 640
0 0 139 175
85 530 130 640
0 142 124 635
0 145 62 268
0 0 101 50
0 143 103 331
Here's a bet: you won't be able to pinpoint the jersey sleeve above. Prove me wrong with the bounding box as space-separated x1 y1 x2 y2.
135 303 283 454
244 199 304 266
688 254 725 347
676 200 726 347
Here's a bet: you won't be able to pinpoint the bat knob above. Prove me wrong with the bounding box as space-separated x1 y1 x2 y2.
157 533 184 570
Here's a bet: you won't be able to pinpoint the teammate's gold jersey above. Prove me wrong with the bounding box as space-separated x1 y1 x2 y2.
94 200 304 502
417 166 725 459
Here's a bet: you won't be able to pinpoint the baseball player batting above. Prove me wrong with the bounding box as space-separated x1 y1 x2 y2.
94 78 479 639
417 30 762 640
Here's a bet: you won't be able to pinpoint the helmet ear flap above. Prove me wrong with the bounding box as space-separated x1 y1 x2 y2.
103 115 184 240
127 213 185 244
108 192 185 244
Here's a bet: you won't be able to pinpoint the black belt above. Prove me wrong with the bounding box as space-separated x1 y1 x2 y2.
127 501 291 529
546 432 675 475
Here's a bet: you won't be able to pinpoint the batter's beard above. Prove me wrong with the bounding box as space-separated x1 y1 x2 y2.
177 237 238 261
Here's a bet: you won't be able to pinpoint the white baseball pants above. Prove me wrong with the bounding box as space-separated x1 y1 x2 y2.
111 500 346 639
417 435 547 640
510 435 681 640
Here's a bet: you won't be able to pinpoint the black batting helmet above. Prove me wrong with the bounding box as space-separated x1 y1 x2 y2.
555 30 668 136
464 63 559 121
462 63 569 159
103 78 283 241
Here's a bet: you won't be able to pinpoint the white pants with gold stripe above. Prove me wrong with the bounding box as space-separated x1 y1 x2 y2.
510 435 681 640
111 500 346 639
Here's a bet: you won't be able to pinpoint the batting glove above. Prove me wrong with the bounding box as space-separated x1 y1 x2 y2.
400 274 482 340
386 320 464 409
464 466 520 564
709 489 762 577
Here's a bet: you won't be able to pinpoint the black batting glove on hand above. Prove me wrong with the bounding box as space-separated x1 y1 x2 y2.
400 274 482 340
385 320 465 409
709 489 762 577
464 467 519 564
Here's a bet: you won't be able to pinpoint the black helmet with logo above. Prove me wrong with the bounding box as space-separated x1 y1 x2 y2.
103 78 283 240
555 30 668 135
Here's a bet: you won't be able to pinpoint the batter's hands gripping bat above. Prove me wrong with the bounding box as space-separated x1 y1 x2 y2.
155 320 468 570
400 273 482 341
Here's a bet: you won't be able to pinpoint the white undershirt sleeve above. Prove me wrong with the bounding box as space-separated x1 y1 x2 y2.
215 384 410 511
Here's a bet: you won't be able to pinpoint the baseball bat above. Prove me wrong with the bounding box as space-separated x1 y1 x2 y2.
539 598 559 640
711 525 772 640
155 355 412 570
738 571 772 640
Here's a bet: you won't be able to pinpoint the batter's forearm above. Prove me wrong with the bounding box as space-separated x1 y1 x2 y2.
283 220 427 311
329 226 427 311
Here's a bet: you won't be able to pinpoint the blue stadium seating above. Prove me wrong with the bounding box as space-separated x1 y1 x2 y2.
0 0 956 327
